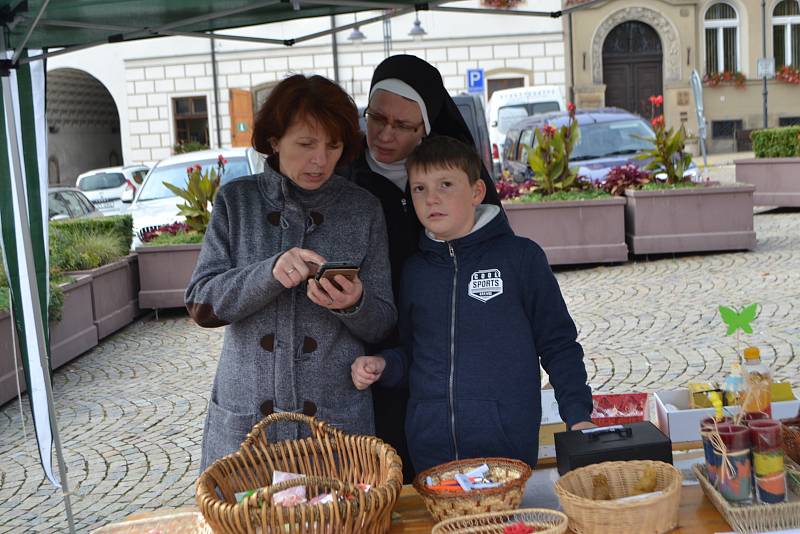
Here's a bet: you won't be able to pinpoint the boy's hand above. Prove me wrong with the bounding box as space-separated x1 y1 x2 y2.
571 421 597 431
351 356 386 390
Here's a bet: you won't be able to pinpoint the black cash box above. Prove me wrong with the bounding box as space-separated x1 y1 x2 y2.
554 421 672 475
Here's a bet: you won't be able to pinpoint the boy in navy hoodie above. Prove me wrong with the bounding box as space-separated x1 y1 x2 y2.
352 136 594 473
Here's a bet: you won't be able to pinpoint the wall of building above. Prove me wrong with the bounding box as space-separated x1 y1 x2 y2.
47 1 567 165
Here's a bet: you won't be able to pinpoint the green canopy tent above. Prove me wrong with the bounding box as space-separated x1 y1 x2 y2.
0 1 599 531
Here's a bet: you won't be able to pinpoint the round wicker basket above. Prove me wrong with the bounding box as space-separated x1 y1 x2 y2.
195 412 403 534
412 457 532 522
553 460 682 534
782 417 800 463
431 508 569 534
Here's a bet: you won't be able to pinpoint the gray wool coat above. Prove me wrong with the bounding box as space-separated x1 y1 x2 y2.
186 164 396 471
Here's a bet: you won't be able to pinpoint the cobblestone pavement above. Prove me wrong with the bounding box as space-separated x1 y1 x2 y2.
1 208 799 533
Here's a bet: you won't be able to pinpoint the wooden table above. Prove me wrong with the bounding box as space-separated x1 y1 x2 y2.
388 484 731 533
122 484 731 533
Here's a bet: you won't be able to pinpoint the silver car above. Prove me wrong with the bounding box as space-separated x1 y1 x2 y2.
76 165 149 214
48 187 103 221
122 148 264 247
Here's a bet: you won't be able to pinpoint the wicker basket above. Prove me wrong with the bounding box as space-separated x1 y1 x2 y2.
90 511 212 534
412 457 532 522
431 508 569 534
196 412 403 534
553 460 682 534
693 463 800 534
782 417 800 464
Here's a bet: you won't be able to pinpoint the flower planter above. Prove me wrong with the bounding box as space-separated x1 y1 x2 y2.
0 310 25 406
67 254 140 340
50 275 98 369
136 244 202 310
503 197 628 265
735 157 800 207
624 185 756 255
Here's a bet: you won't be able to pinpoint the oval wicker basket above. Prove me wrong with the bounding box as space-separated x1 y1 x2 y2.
195 412 403 534
553 460 682 534
412 457 532 522
431 508 569 534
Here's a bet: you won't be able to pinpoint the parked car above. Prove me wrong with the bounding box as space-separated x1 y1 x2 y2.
48 187 103 220
123 147 264 246
76 165 149 214
487 86 564 177
358 93 494 179
502 107 698 184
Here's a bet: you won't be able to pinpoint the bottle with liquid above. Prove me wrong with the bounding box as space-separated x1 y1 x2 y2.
742 346 772 418
723 362 744 406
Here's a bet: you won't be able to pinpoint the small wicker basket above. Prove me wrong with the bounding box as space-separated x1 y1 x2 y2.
782 417 800 464
412 457 532 522
196 412 403 534
554 460 682 534
431 508 569 534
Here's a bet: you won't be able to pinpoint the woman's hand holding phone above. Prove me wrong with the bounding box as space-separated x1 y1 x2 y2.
307 271 363 310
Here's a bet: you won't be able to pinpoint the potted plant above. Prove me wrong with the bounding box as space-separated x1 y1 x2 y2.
735 126 800 207
136 157 223 311
622 95 756 255
51 214 139 340
498 103 628 265
0 261 69 404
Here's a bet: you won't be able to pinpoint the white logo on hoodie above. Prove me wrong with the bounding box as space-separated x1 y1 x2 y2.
468 269 503 302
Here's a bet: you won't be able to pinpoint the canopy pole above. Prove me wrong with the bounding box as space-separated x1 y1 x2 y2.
0 34 76 534
10 0 50 63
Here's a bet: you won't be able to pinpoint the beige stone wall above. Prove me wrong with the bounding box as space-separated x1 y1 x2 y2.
564 0 800 153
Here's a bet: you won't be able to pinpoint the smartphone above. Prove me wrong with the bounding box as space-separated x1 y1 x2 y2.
314 261 360 289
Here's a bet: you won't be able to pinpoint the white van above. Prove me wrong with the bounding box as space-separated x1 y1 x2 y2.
487 86 565 175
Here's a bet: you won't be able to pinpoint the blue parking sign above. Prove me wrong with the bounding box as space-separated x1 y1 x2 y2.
466 68 484 94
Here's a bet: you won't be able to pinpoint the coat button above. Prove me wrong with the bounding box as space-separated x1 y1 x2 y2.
260 334 275 352
260 400 274 416
302 337 317 353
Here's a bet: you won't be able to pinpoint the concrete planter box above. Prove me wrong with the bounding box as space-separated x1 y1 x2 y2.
624 185 757 255
67 254 140 340
0 310 24 406
503 197 628 265
136 244 201 310
50 275 99 369
735 157 800 207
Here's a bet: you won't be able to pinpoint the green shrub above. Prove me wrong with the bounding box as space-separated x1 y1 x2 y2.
50 215 133 252
50 227 128 272
145 230 205 246
0 278 67 323
509 189 612 203
751 126 800 158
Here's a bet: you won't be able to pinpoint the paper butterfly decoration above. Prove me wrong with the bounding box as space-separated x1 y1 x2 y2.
718 303 758 336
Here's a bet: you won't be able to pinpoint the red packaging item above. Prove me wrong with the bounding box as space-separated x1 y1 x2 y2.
590 393 648 427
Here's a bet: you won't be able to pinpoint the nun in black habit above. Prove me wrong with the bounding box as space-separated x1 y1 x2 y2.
347 54 502 482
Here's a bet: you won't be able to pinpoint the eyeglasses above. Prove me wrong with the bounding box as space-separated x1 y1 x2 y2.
364 109 424 135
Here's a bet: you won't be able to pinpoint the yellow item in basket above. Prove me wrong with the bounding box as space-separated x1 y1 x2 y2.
689 382 717 408
632 466 658 495
592 473 612 500
772 382 796 402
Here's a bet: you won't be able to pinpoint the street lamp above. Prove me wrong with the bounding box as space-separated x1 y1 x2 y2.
408 16 427 40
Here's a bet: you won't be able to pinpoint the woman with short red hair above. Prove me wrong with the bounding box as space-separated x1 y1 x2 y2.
186 75 396 471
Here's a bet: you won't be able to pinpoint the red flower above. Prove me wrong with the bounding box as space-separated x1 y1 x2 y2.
194 163 202 171
648 95 663 107
186 166 193 174
651 115 665 129
542 124 557 138
567 101 576 116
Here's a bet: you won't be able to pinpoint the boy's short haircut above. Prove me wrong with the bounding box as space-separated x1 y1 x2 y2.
406 135 482 184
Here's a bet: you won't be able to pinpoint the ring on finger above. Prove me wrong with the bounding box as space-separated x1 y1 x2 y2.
286 267 296 275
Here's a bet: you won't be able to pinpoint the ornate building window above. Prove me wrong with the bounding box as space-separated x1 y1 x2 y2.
773 0 800 68
704 3 739 74
173 96 209 147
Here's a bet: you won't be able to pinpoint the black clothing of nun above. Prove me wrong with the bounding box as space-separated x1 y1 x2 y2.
349 54 502 483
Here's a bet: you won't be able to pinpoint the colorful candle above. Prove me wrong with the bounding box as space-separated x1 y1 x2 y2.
714 425 752 503
748 419 786 504
700 419 732 486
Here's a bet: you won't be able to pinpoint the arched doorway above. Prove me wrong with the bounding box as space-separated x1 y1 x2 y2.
602 21 663 117
46 68 122 186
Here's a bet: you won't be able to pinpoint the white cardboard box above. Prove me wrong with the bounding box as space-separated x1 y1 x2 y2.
653 389 800 443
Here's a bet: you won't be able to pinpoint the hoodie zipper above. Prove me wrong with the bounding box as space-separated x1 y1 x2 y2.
447 242 459 460
400 197 408 214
